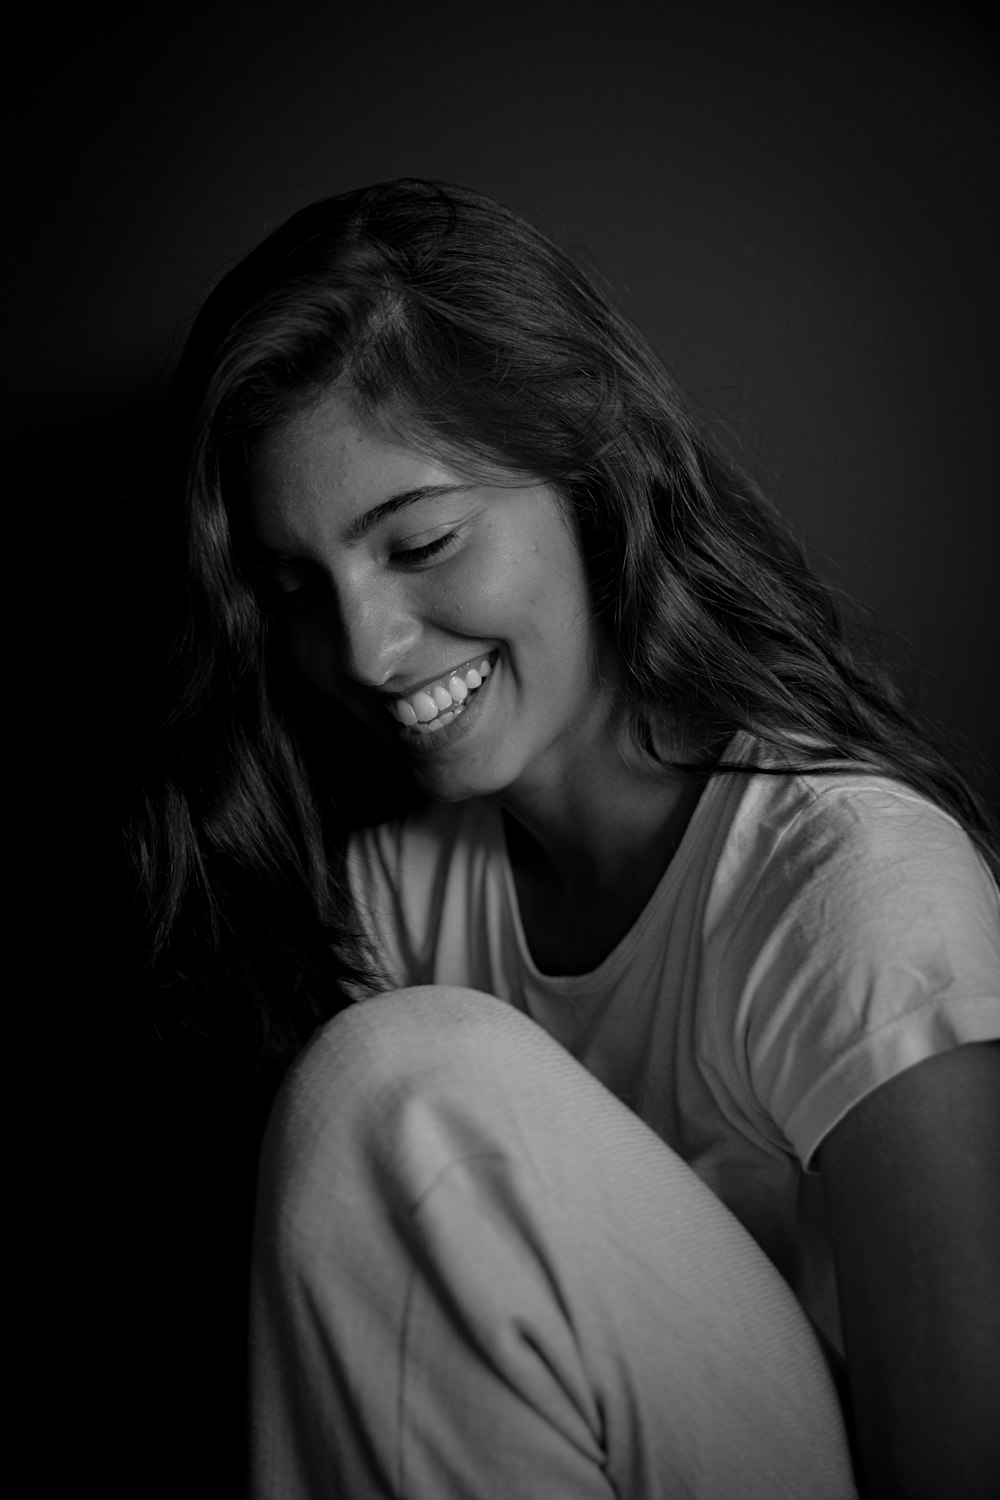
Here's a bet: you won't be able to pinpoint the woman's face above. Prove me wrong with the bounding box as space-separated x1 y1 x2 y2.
247 389 622 806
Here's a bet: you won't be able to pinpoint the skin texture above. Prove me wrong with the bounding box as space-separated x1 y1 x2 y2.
249 394 614 810
250 387 1000 1492
249 390 704 971
819 1040 1000 1499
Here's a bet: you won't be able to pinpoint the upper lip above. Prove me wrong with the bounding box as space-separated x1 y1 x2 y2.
374 650 498 700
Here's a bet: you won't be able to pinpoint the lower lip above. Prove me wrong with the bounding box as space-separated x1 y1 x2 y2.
395 656 497 754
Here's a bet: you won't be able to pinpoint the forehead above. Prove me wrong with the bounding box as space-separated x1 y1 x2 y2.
247 391 460 548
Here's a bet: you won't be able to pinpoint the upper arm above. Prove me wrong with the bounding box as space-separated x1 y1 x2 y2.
818 1041 1000 1500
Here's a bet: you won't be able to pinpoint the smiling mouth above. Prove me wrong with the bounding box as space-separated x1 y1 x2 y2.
386 653 496 734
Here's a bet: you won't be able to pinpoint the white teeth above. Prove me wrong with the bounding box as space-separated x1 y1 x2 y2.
389 653 496 729
411 691 439 723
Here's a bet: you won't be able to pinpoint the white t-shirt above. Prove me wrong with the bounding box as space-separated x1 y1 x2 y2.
347 737 1000 1348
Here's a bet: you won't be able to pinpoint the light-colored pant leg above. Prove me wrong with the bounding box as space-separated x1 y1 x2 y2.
250 987 856 1499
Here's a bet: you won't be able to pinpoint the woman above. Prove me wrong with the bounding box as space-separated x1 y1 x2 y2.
139 179 1000 1497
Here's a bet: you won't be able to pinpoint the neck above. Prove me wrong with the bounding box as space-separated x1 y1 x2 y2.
497 722 709 976
498 716 706 896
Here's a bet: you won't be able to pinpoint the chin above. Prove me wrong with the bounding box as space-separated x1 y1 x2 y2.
408 753 512 805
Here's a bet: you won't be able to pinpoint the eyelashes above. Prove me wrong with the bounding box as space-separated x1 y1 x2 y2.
389 530 459 566
250 529 462 615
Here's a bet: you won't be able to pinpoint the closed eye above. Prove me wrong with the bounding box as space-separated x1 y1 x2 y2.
389 531 459 567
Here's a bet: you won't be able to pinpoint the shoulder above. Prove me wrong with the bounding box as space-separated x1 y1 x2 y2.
345 798 505 988
713 740 998 932
703 745 1000 1163
728 770 1000 1005
720 745 1000 1003
349 797 500 879
347 797 505 924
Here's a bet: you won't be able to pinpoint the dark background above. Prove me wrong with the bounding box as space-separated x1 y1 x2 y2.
14 0 1000 791
11 2 997 1494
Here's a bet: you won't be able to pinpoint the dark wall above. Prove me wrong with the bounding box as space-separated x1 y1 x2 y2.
14 0 1000 794
12 4 997 1494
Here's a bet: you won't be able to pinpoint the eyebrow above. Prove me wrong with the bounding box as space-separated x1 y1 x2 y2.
344 483 473 543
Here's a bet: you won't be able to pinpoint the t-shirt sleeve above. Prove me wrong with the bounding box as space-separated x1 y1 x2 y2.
346 803 472 989
720 784 1000 1168
346 822 411 988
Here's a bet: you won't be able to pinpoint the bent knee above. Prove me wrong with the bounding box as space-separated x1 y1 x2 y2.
261 987 533 1173
256 987 539 1238
294 985 523 1099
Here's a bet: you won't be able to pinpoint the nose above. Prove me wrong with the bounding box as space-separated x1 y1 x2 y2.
334 577 421 688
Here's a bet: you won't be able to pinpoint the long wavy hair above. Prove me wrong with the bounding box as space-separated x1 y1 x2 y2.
132 177 998 1093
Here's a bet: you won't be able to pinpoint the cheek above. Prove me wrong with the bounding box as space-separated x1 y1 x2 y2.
431 548 510 631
